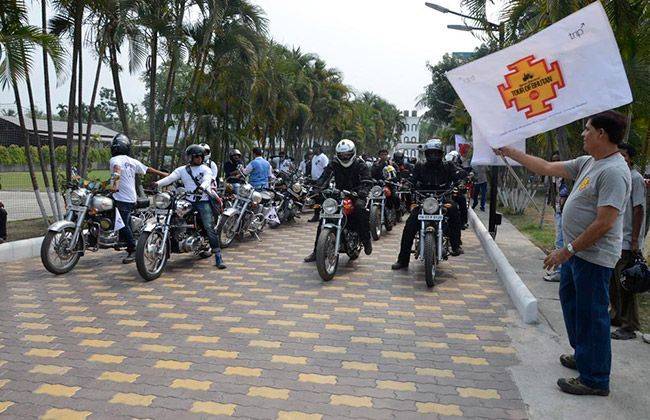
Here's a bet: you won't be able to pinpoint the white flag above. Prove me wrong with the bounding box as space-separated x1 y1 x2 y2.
265 207 280 225
114 207 125 232
471 122 525 166
446 1 632 149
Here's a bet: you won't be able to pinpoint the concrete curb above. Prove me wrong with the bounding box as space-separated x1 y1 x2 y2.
469 209 538 324
0 237 43 263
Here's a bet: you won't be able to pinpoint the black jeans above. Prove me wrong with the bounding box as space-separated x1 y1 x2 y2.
312 198 370 251
114 200 136 252
397 203 462 265
454 193 468 226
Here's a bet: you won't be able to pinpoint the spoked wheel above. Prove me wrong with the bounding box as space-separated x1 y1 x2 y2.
41 227 81 275
369 205 382 241
135 230 168 282
385 208 395 232
423 231 437 288
217 214 238 248
316 228 339 282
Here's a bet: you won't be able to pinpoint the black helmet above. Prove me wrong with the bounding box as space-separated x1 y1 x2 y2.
621 257 650 293
229 148 242 158
393 151 404 163
185 144 205 164
111 133 131 157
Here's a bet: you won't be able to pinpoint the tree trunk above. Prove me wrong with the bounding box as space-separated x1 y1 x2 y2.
109 41 129 136
82 50 104 177
642 123 650 174
42 0 63 220
12 78 49 227
149 30 158 164
77 35 84 174
22 47 57 221
556 126 570 161
65 6 81 182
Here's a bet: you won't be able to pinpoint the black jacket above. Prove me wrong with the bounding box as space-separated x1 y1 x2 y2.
410 160 465 191
317 157 372 198
371 160 389 181
395 161 414 181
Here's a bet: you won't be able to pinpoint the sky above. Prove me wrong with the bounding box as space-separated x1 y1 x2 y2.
4 0 500 115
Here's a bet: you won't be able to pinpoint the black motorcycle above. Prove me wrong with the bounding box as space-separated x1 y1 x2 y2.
135 188 213 281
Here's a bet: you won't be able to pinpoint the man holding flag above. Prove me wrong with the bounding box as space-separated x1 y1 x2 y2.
500 111 630 396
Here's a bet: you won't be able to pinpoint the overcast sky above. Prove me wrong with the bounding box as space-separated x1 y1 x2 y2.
5 0 500 115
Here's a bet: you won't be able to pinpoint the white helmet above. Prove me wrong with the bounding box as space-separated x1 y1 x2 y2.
200 143 211 160
445 150 460 163
424 139 443 151
335 139 356 168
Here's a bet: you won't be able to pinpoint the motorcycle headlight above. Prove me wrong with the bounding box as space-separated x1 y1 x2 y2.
370 185 383 198
322 198 338 215
251 191 263 204
423 197 439 214
70 188 88 206
154 193 172 209
291 183 302 194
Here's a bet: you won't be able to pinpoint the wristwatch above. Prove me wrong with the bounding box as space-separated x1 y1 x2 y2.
566 243 576 255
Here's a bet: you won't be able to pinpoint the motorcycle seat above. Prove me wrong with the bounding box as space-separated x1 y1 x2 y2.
136 197 150 209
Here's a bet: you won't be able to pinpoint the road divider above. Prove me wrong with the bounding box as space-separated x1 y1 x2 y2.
0 237 43 264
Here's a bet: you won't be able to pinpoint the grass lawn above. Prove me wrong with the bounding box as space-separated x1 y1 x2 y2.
6 217 50 242
0 170 110 191
504 195 650 333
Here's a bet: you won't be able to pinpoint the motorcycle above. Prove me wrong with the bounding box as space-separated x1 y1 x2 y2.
135 188 213 281
412 186 455 288
216 182 273 247
315 188 364 282
267 171 303 228
367 180 397 240
396 180 411 223
41 178 152 275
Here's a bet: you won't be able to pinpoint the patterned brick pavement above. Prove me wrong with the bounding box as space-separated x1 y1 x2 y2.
0 218 527 419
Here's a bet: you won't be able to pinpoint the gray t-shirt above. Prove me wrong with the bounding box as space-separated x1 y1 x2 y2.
562 153 631 268
474 166 488 184
622 169 646 250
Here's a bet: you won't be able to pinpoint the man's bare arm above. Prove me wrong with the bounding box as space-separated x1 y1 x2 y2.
571 206 619 252
146 167 168 178
499 147 571 179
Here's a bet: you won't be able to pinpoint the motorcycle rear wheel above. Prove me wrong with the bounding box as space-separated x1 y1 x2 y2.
135 230 168 282
41 228 81 275
316 228 339 282
424 231 437 288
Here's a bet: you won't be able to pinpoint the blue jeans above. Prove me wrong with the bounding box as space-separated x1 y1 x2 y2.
472 182 487 210
114 200 135 252
193 201 220 250
560 256 612 390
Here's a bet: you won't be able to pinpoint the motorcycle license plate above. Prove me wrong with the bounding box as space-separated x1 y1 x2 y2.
69 205 86 212
321 213 343 219
155 209 170 215
418 214 443 221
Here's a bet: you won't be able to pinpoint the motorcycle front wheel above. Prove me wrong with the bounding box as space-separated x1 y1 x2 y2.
41 228 81 275
135 230 168 282
385 207 395 232
369 205 382 241
316 228 339 282
216 214 238 248
424 231 437 288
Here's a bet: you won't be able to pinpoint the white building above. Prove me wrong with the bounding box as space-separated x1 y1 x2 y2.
394 110 422 159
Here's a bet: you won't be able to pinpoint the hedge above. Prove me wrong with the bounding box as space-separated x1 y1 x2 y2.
0 145 111 166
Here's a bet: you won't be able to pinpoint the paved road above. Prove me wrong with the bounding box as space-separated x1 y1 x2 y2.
0 219 526 419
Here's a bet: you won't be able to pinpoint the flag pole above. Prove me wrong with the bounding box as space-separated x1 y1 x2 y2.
498 154 544 216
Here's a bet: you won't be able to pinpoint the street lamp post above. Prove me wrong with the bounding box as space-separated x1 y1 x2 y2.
425 2 503 237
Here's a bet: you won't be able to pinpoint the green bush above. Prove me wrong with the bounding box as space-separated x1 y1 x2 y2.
0 144 111 166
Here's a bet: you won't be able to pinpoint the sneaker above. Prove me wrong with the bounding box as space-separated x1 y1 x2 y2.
391 261 408 270
480 207 485 212
560 354 577 370
122 252 135 264
363 239 373 256
557 377 609 396
304 252 316 263
214 251 226 270
450 246 464 256
611 328 636 340
543 271 561 282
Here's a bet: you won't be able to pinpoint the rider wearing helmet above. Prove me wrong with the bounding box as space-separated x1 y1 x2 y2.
391 139 465 271
224 149 243 185
304 139 373 262
393 151 414 180
109 134 167 264
200 143 219 179
154 145 226 269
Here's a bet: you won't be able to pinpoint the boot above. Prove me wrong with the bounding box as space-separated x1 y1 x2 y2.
122 251 135 264
391 261 408 270
363 238 372 255
214 249 226 269
304 252 316 263
450 246 464 256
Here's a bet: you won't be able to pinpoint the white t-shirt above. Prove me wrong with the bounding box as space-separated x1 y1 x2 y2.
205 160 218 179
312 153 329 180
156 164 213 202
279 159 293 173
109 155 148 203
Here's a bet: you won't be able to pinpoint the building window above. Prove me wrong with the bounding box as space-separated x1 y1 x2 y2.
412 124 417 131
404 137 409 143
411 136 416 142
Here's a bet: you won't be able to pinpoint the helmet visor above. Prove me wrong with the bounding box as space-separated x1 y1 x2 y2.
337 151 354 163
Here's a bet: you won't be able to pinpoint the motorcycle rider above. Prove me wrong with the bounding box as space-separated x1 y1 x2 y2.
391 139 465 270
109 133 168 264
304 139 373 262
223 149 244 191
154 145 226 269
243 147 274 190
392 151 414 180
371 149 390 181
200 143 219 179
446 151 469 229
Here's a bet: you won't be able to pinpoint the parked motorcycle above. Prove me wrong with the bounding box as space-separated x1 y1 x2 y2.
41 179 152 275
216 182 273 247
135 188 213 281
412 186 455 287
315 188 364 282
367 180 397 240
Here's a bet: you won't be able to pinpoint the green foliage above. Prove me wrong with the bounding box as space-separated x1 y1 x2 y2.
0 144 110 166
